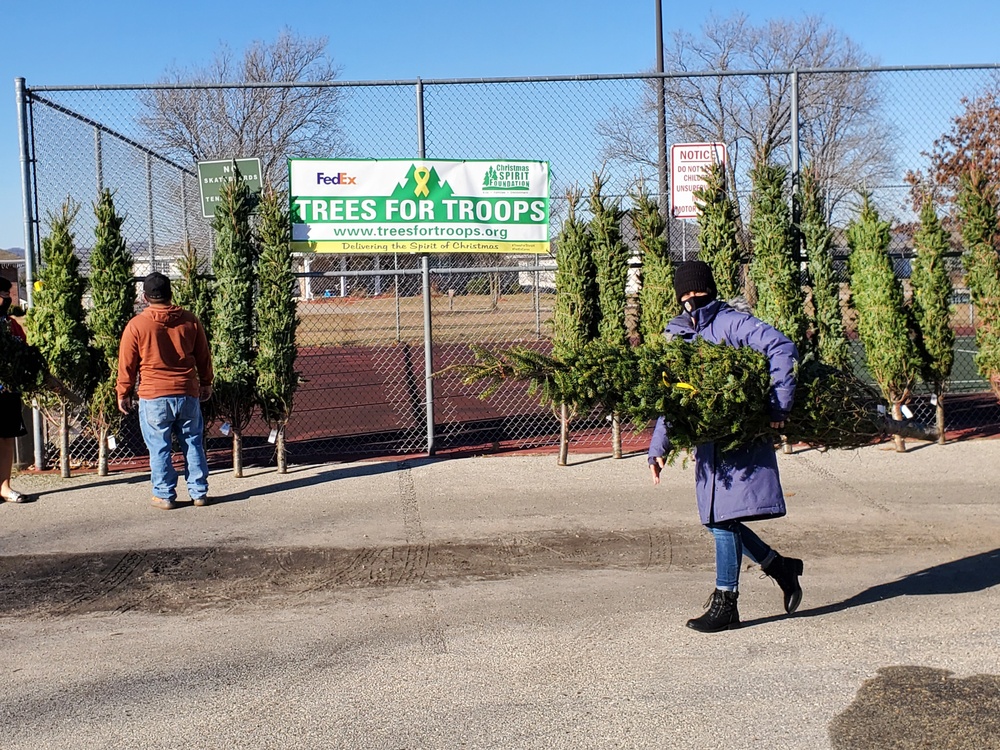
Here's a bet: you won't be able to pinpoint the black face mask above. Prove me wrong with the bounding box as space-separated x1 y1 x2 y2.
0 298 11 316
682 295 714 313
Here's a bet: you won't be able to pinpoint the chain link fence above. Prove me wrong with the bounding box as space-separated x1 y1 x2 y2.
16 65 1000 469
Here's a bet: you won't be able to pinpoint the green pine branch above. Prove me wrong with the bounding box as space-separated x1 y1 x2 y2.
847 194 919 406
910 196 956 394
957 170 1000 395
694 163 742 301
255 187 300 428
87 189 135 461
590 172 629 346
748 158 807 350
799 167 851 369
632 182 677 343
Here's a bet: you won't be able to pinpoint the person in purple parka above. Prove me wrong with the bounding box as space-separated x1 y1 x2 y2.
648 260 804 632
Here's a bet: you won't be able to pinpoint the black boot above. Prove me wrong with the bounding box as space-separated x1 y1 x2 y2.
762 554 804 613
686 589 740 632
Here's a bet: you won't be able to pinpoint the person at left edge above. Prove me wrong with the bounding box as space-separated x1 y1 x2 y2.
117 272 214 510
0 277 31 503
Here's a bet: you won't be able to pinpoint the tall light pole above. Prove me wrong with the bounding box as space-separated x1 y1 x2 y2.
655 0 668 225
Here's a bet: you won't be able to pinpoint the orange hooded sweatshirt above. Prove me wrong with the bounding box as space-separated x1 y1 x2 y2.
116 305 213 400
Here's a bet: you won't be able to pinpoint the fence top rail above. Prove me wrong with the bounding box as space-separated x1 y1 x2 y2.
22 62 1000 92
29 93 196 176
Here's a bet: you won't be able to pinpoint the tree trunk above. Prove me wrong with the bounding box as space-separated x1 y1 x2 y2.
558 402 569 466
232 430 244 477
276 426 287 474
59 403 71 478
881 417 937 442
892 402 907 453
98 425 109 476
611 413 622 459
936 396 946 446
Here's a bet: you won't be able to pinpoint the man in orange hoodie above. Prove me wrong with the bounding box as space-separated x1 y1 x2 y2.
117 272 214 510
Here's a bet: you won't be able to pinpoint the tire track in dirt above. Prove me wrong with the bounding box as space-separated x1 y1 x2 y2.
394 461 445 653
796 453 894 514
0 526 716 619
59 550 148 615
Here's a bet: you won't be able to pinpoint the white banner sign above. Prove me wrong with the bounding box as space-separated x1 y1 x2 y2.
289 158 550 253
671 143 727 219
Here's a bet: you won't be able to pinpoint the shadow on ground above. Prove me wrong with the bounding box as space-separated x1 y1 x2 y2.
741 548 1000 628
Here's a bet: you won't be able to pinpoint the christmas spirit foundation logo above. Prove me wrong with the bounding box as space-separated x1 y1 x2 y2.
482 163 531 191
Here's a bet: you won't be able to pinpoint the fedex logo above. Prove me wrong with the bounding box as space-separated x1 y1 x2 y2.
317 172 357 185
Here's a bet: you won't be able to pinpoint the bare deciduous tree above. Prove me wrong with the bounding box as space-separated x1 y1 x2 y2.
600 13 895 226
141 29 350 186
905 75 1000 213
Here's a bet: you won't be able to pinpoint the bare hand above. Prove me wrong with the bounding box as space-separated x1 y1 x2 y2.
770 420 786 429
199 385 213 402
649 456 666 485
117 396 133 415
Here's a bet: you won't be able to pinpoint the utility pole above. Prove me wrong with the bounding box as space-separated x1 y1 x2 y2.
655 0 668 225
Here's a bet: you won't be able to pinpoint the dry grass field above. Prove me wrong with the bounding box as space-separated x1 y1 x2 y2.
296 292 555 347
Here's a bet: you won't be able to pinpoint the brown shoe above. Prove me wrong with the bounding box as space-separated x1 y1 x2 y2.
192 496 209 507
151 497 179 510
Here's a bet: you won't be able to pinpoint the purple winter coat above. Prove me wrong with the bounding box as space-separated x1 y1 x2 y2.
647 299 798 525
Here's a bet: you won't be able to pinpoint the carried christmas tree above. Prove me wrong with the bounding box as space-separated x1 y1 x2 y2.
452 337 936 462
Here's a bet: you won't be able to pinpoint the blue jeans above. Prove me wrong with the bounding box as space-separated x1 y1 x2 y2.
706 521 773 591
138 396 209 501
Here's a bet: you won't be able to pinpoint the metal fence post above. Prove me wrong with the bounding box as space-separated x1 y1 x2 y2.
95 126 103 193
146 153 155 272
15 78 45 471
790 68 801 266
181 178 189 245
417 77 435 455
395 253 402 341
534 269 541 337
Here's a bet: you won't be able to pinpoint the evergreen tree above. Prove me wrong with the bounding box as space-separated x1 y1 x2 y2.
847 194 919 451
590 172 629 347
26 201 101 477
174 240 213 341
956 170 1000 400
87 190 135 475
693 163 742 301
552 188 598 358
633 182 677 344
255 187 299 473
589 173 630 458
748 156 808 351
211 172 259 477
552 187 597 465
799 166 851 369
910 196 955 443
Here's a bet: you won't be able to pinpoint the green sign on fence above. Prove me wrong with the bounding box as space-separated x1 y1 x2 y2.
288 158 551 254
197 158 263 218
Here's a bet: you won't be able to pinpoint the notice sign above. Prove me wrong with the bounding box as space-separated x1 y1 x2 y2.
671 143 727 219
289 159 550 254
197 158 262 218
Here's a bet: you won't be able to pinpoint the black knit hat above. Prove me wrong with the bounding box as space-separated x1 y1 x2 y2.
672 260 717 304
143 272 172 302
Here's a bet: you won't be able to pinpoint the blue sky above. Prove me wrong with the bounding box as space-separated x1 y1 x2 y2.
2 0 999 250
